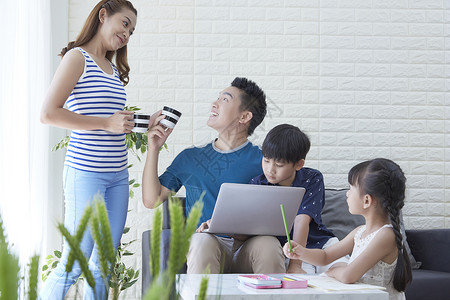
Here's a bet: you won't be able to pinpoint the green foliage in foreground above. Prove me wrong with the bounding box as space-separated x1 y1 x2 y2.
0 214 39 300
144 194 209 300
52 194 137 299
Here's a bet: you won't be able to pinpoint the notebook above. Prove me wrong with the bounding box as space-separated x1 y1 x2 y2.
203 183 305 236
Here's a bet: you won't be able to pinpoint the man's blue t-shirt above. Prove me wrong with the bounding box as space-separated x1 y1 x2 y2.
159 140 263 226
250 168 335 249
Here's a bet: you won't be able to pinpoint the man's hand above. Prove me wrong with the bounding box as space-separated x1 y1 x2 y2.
147 111 173 151
196 219 211 233
230 234 250 241
287 259 307 274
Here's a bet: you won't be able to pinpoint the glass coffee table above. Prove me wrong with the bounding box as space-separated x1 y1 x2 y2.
177 274 389 300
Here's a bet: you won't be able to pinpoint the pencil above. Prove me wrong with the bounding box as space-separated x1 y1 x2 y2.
280 204 293 253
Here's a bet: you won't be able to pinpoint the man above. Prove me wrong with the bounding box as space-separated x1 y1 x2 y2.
142 77 285 274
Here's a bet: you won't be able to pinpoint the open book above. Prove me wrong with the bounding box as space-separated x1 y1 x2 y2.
237 274 307 289
288 274 386 291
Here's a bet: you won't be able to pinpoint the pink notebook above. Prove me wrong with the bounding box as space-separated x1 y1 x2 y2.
237 274 307 289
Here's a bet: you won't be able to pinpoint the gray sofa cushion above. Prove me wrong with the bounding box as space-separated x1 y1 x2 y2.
322 189 420 269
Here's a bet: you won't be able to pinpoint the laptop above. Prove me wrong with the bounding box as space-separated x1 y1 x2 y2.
203 183 305 236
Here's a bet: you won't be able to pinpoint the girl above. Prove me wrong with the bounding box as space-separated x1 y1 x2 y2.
284 158 412 300
40 1 137 299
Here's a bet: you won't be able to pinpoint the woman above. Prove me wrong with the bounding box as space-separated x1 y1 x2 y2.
40 1 137 299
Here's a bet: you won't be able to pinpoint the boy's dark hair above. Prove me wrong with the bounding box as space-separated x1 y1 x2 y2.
348 158 412 292
231 77 267 136
262 124 311 164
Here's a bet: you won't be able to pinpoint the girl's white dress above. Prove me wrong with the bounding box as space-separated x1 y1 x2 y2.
348 224 405 300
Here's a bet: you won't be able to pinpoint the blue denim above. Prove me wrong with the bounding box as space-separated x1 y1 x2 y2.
40 166 129 300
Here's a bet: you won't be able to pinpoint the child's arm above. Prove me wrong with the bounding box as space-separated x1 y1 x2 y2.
325 227 397 284
287 214 311 273
284 226 358 266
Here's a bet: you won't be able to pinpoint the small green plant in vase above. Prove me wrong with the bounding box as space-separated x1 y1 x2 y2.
109 227 139 298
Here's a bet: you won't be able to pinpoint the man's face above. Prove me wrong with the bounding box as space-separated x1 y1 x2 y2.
207 86 246 132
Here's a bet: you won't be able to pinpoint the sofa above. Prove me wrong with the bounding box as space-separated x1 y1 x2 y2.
322 189 450 300
142 189 450 299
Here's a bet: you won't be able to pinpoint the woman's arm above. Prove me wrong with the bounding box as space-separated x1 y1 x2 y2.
326 227 397 283
40 50 134 132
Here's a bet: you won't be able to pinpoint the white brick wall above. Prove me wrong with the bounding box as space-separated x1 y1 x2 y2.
67 0 450 298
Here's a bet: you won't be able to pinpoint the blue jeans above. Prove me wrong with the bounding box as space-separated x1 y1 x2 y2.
40 166 129 300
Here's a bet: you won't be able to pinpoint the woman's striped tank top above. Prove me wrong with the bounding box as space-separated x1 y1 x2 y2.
64 47 128 173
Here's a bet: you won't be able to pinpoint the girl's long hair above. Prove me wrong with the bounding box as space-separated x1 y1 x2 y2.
60 0 137 85
348 158 412 292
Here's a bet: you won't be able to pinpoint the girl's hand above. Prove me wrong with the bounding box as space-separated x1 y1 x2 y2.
105 110 135 133
147 111 174 151
283 240 304 259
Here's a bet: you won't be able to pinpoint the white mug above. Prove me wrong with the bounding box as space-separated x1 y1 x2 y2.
160 106 182 129
132 113 150 133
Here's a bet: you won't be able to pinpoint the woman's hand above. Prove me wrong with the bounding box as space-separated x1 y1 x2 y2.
104 110 135 133
196 219 211 233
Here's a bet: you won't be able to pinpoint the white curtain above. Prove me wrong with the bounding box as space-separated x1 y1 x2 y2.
0 0 52 268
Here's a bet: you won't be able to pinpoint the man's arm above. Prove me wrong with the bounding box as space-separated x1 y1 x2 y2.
142 148 172 208
287 214 311 273
142 113 173 208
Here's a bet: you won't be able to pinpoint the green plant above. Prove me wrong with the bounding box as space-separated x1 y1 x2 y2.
51 135 70 152
197 276 209 300
51 194 130 299
0 215 20 300
143 194 208 300
109 227 139 298
123 105 151 161
26 255 40 300
41 227 140 299
149 206 162 279
0 213 39 300
41 194 140 299
41 250 61 282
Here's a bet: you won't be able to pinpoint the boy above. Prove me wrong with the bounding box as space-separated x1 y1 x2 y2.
142 77 286 274
250 124 345 274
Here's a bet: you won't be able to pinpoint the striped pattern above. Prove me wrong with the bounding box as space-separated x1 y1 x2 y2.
65 47 127 172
